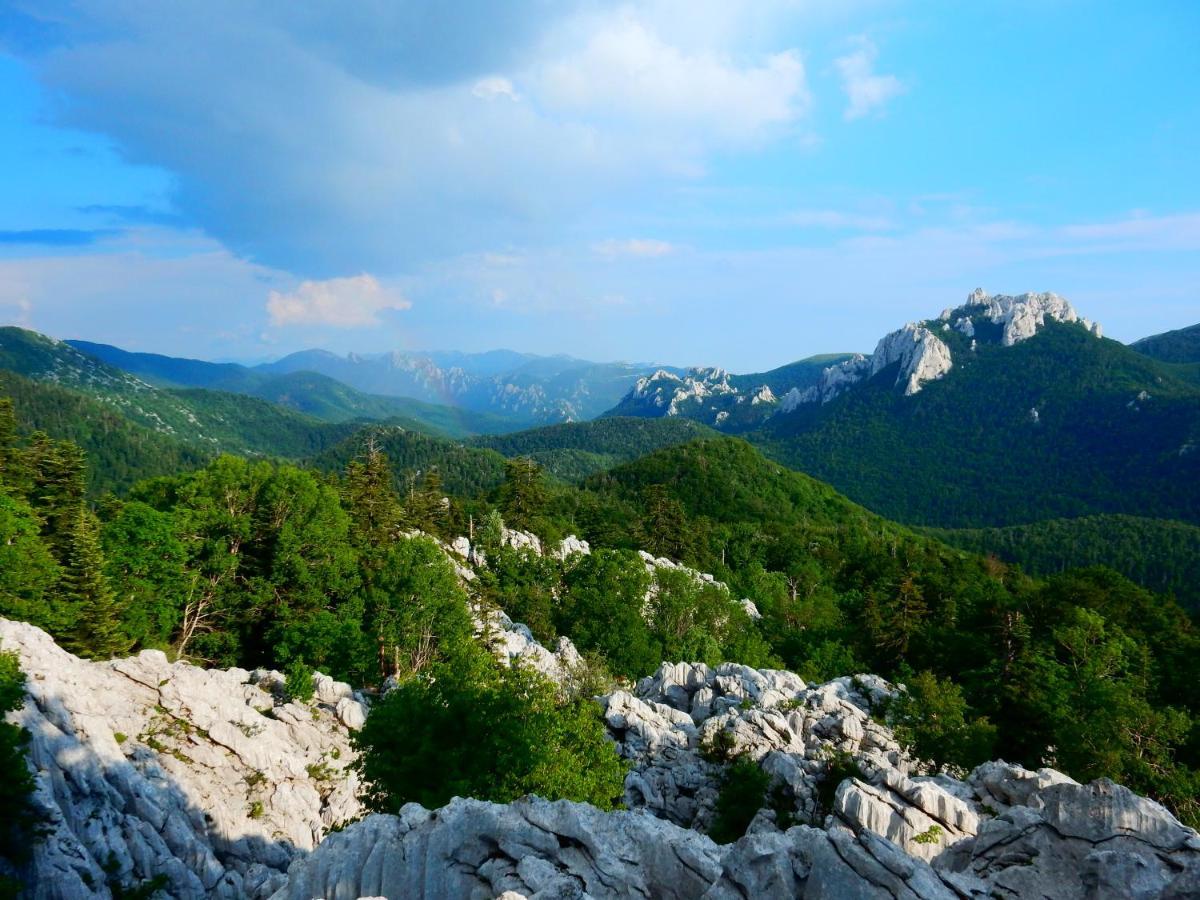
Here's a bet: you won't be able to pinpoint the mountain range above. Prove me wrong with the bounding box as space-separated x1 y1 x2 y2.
2 291 1199 605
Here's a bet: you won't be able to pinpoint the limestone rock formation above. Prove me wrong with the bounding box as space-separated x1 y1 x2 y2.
784 288 1103 408
8 613 1198 899
0 618 361 899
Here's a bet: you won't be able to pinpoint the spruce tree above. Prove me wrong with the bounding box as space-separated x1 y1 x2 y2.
63 508 131 660
342 435 402 551
497 457 547 532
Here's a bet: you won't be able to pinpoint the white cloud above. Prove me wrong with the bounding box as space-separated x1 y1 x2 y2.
593 238 675 258
835 37 904 121
472 76 519 102
536 16 809 143
266 274 410 327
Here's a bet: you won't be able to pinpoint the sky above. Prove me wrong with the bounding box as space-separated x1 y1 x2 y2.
0 1 1197 371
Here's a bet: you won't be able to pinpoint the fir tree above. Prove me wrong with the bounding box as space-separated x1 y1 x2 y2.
497 457 547 532
342 435 402 551
63 508 131 659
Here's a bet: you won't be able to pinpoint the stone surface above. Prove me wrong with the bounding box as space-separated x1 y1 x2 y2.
1 618 362 899
8 611 1198 900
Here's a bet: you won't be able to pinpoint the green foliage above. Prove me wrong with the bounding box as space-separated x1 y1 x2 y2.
913 824 944 845
0 370 210 495
284 661 315 704
928 515 1200 611
886 670 997 772
472 417 718 481
101 502 189 649
0 328 355 462
757 325 1200 527
0 492 61 632
816 751 867 819
313 427 508 499
63 508 132 660
555 550 657 679
497 457 549 532
1130 322 1200 364
708 756 770 844
477 544 561 645
0 650 45 871
354 661 627 812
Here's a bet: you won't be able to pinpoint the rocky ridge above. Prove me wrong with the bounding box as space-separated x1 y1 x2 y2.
275 658 1200 899
8 606 1200 898
7 529 1197 899
781 289 1103 409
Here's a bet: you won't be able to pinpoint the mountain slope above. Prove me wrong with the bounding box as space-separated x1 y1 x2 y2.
310 427 510 497
470 417 718 480
70 339 524 436
0 369 210 493
603 354 853 431
261 348 666 424
1131 322 1200 364
755 321 1200 527
1 327 354 457
926 514 1200 611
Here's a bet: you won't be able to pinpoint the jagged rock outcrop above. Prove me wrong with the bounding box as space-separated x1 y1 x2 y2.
945 287 1103 346
271 772 1200 900
783 288 1104 408
8 616 1199 899
0 618 361 899
273 659 1200 899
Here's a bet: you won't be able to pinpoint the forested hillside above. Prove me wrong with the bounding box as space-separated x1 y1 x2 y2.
3 407 1196 827
471 417 716 480
927 514 1200 611
1 327 357 457
0 370 210 493
71 340 523 436
756 324 1200 527
1131 322 1200 364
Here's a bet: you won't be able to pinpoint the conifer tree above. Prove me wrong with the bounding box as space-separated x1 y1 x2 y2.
0 398 15 484
63 508 131 660
342 435 402 552
497 457 547 532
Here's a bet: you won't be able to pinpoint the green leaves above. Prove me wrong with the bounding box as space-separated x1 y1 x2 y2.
354 661 627 813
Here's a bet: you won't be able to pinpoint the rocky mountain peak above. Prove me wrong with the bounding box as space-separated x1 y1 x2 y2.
783 289 1103 409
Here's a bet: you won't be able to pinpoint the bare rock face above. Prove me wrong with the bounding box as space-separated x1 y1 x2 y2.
785 288 1103 409
8 617 1199 899
957 287 1103 346
1 618 361 899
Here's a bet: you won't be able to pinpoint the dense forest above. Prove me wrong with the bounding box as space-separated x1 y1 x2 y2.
756 325 1200 527
1131 322 1200 365
2 389 1197 832
929 514 1200 611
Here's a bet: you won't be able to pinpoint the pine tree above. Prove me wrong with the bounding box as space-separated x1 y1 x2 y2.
63 508 131 659
23 433 86 564
0 398 15 486
497 457 547 532
342 435 402 551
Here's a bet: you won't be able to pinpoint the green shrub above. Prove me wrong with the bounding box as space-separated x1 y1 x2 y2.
284 661 315 704
354 660 627 812
708 757 770 844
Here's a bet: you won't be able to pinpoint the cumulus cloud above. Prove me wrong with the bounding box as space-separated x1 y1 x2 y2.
835 37 904 121
3 1 816 275
536 16 808 143
266 274 410 327
472 76 520 101
593 238 675 258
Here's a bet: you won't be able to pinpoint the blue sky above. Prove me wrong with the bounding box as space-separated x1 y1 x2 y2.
0 1 1197 371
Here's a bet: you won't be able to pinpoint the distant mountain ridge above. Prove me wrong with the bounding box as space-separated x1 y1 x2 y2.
258 347 671 425
1130 322 1200 365
69 340 521 437
0 327 354 458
